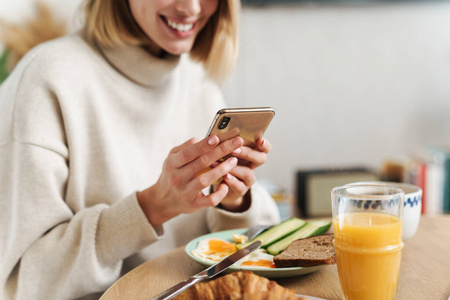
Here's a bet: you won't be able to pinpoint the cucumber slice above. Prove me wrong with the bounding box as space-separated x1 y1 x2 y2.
236 218 306 250
266 220 332 255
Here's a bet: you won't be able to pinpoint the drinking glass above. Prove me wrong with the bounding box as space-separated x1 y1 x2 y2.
331 185 404 300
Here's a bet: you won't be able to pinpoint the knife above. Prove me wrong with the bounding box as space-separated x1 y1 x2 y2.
150 240 262 300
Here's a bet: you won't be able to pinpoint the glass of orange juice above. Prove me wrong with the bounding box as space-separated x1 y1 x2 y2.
331 185 404 300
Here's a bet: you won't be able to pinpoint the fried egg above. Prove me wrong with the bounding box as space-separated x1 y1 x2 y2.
237 249 275 269
191 238 237 263
191 238 275 269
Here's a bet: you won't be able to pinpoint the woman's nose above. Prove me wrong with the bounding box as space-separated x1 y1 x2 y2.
174 0 201 16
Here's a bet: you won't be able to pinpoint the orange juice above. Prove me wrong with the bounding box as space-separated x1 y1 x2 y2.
333 212 403 300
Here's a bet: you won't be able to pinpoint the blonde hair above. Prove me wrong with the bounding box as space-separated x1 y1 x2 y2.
83 0 239 84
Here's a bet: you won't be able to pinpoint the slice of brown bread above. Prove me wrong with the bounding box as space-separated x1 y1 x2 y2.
273 234 336 268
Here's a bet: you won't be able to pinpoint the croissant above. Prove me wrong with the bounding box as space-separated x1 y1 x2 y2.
173 271 301 300
243 292 302 300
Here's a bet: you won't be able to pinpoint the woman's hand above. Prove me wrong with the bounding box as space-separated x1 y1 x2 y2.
218 137 272 211
137 134 244 228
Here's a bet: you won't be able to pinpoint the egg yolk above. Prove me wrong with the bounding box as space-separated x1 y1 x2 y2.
240 260 276 268
208 239 236 254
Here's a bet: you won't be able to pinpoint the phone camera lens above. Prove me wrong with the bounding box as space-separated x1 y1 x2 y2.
218 117 230 130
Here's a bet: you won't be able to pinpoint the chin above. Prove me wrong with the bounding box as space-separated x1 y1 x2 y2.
163 42 195 56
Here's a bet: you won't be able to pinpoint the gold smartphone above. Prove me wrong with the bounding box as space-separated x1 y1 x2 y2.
206 107 275 150
198 107 275 181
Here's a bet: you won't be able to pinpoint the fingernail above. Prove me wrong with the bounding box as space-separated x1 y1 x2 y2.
224 173 231 180
232 137 243 146
208 135 219 145
260 139 265 147
228 157 238 165
232 148 241 154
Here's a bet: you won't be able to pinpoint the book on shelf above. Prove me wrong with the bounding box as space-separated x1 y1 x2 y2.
414 161 427 215
426 146 450 214
383 146 450 215
410 146 450 215
403 158 427 214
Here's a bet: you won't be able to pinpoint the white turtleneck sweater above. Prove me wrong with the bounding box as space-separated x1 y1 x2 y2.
0 33 280 300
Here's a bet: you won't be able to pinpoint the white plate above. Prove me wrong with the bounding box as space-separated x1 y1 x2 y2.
185 228 327 279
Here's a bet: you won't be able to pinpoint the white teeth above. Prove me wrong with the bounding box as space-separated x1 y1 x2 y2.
167 19 193 32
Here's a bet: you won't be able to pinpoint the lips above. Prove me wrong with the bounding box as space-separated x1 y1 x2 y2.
167 19 194 32
161 16 196 33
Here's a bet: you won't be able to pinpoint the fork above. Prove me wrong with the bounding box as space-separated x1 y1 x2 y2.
245 225 272 240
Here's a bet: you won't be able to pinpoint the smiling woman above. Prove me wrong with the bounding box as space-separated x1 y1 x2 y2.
84 0 239 83
0 0 280 299
128 0 219 55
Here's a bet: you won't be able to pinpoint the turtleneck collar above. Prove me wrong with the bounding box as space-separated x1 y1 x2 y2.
98 43 181 87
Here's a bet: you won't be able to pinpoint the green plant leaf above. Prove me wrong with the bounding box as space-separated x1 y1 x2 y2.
0 49 10 84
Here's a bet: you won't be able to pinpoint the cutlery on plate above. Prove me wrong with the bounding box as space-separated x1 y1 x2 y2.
245 225 272 240
150 240 262 300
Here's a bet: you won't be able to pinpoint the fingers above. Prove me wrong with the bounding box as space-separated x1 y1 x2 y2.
227 165 256 187
223 173 249 197
169 135 220 168
169 138 199 154
186 136 244 178
187 157 238 193
193 183 229 207
256 138 271 153
232 146 267 169
215 127 240 143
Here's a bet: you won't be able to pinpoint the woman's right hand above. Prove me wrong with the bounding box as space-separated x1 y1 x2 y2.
137 134 244 228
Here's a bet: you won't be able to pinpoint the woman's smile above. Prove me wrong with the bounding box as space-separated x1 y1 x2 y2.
129 0 219 56
160 16 197 38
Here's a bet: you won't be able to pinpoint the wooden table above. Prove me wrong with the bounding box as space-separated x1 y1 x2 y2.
101 215 450 300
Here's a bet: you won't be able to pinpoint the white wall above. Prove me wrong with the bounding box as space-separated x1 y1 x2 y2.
1 0 449 194
223 1 450 193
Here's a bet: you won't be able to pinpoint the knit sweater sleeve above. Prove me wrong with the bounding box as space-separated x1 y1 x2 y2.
0 45 159 299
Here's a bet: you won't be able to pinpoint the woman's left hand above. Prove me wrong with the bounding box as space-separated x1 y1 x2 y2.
217 137 272 211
